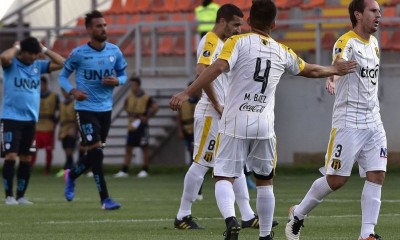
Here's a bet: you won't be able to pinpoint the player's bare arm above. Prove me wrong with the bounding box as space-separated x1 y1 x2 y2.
41 42 65 71
170 59 228 111
196 63 223 115
0 42 20 67
298 58 357 78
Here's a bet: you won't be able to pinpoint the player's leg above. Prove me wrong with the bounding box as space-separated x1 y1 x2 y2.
15 121 35 204
286 128 362 240
247 138 276 239
214 134 246 239
358 126 387 240
232 172 257 224
175 163 208 229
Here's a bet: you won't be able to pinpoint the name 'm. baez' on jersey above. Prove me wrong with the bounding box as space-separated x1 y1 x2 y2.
218 32 305 139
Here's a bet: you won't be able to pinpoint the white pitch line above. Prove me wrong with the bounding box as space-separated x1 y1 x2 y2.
37 213 400 225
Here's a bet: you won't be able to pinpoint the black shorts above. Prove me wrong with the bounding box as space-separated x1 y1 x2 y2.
62 136 78 149
76 110 111 147
1 119 35 155
126 124 149 147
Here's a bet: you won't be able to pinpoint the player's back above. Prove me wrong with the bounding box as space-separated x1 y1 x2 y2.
218 33 305 139
331 31 382 129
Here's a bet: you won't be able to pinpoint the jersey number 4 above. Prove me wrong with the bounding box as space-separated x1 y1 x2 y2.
253 57 271 94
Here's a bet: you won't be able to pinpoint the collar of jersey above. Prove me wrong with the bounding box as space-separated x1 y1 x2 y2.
348 30 370 44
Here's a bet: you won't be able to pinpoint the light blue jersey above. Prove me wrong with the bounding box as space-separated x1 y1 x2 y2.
58 42 127 112
1 57 50 121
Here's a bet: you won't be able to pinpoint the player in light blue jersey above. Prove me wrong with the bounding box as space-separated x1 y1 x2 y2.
1 37 65 205
58 10 127 210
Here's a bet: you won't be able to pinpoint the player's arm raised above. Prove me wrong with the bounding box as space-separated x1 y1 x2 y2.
298 57 357 78
170 59 228 111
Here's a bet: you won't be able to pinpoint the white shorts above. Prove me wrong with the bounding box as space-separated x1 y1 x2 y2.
213 133 277 178
192 115 219 167
321 125 387 177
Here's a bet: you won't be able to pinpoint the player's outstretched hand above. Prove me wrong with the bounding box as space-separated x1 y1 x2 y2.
170 91 189 111
325 76 336 95
70 88 87 101
333 57 357 76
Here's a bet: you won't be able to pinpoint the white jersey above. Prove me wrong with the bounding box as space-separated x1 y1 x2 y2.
332 30 382 129
195 31 227 117
218 33 305 139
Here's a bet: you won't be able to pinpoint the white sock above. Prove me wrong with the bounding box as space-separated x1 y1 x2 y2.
360 181 381 238
176 164 208 220
233 172 255 221
295 177 333 219
256 185 274 237
215 180 236 219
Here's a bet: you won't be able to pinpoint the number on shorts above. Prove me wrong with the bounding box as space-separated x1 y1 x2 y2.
207 140 216 151
253 57 271 94
334 144 343 158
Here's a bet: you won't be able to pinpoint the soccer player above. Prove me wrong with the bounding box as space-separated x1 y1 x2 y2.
1 37 65 205
174 3 266 231
285 1 385 240
113 77 158 178
169 0 357 239
31 76 60 175
58 10 128 210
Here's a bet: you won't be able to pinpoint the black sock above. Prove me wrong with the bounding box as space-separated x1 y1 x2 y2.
2 160 16 197
121 165 129 173
64 155 74 169
88 148 109 201
16 161 32 199
142 165 149 172
69 154 90 180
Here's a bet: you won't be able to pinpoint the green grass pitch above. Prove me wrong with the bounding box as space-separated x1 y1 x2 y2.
0 166 398 240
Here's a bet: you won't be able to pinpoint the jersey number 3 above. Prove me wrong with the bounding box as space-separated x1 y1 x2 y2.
253 57 271 94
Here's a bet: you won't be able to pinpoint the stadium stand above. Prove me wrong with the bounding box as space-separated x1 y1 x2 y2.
300 0 326 9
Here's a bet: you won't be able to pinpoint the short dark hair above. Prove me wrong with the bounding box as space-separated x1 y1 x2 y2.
130 77 141 86
216 4 244 23
20 37 41 54
249 0 277 31
85 10 104 28
348 0 366 28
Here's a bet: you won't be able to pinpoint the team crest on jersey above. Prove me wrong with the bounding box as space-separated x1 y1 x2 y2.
33 67 38 74
375 47 380 59
331 159 341 170
334 48 342 54
203 50 211 57
109 55 115 62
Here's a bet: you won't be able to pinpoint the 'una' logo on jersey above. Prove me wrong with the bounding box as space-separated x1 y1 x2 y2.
14 77 39 90
84 69 115 80
360 64 379 85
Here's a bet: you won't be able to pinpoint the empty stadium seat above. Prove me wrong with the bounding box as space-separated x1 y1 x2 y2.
103 0 124 15
322 32 337 50
389 31 400 51
300 0 326 9
381 6 399 27
274 0 302 9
